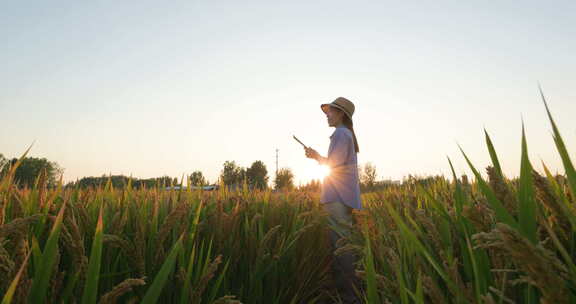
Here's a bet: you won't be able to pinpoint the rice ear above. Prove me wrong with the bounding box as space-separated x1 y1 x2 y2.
98 277 146 304
473 223 570 303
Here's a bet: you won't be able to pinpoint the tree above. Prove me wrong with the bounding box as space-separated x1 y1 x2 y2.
238 168 247 186
274 168 294 190
189 170 207 186
74 175 176 189
360 162 377 191
220 161 244 187
0 153 6 170
5 157 62 187
0 154 7 178
246 160 269 190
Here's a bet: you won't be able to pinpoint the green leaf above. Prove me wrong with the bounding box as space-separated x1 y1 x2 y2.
60 271 81 304
189 200 204 244
2 251 31 304
141 234 184 304
415 272 424 304
541 161 576 229
384 201 460 297
28 202 67 304
447 158 490 296
540 86 576 202
485 129 504 178
179 242 198 304
207 258 230 303
361 220 380 304
0 143 33 192
447 157 466 215
81 207 104 304
517 123 537 243
31 237 42 273
459 145 518 228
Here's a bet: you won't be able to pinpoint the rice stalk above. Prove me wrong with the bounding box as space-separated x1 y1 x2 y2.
191 254 223 302
154 201 189 263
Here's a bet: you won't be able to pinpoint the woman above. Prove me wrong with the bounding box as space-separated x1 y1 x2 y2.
304 97 362 304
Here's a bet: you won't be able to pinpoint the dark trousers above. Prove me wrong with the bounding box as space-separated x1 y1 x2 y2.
323 201 361 304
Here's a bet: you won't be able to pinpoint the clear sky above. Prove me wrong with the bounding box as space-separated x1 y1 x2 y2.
1 1 575 186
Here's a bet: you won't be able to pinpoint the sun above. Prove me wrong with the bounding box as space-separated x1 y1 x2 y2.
307 165 331 181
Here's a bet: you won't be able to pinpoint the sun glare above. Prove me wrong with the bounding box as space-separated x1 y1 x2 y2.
308 165 330 181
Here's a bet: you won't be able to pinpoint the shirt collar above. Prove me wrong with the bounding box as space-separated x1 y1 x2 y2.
330 124 346 138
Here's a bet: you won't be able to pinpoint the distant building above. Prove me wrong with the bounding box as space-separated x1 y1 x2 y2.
164 185 220 191
197 185 219 191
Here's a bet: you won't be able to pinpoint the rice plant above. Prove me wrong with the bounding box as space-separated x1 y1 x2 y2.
0 171 333 303
1 92 574 303
354 92 576 303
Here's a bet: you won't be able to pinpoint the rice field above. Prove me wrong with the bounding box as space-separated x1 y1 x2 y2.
1 94 575 303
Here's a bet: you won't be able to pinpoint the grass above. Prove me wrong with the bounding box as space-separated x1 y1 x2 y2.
0 93 575 303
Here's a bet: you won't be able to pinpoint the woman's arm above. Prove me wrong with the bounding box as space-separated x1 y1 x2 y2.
304 129 350 167
305 147 326 164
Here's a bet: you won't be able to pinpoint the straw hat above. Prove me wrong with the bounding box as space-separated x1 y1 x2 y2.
321 97 355 120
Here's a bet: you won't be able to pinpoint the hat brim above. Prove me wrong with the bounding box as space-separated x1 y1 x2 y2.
320 103 353 120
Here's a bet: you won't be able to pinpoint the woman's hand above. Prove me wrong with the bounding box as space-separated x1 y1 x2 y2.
305 147 320 160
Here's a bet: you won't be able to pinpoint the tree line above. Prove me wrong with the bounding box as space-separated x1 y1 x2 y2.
0 153 380 191
0 154 296 190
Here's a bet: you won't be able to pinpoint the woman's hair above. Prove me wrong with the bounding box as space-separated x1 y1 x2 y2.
338 109 360 153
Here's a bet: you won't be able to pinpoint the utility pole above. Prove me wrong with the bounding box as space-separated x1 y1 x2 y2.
275 148 279 179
